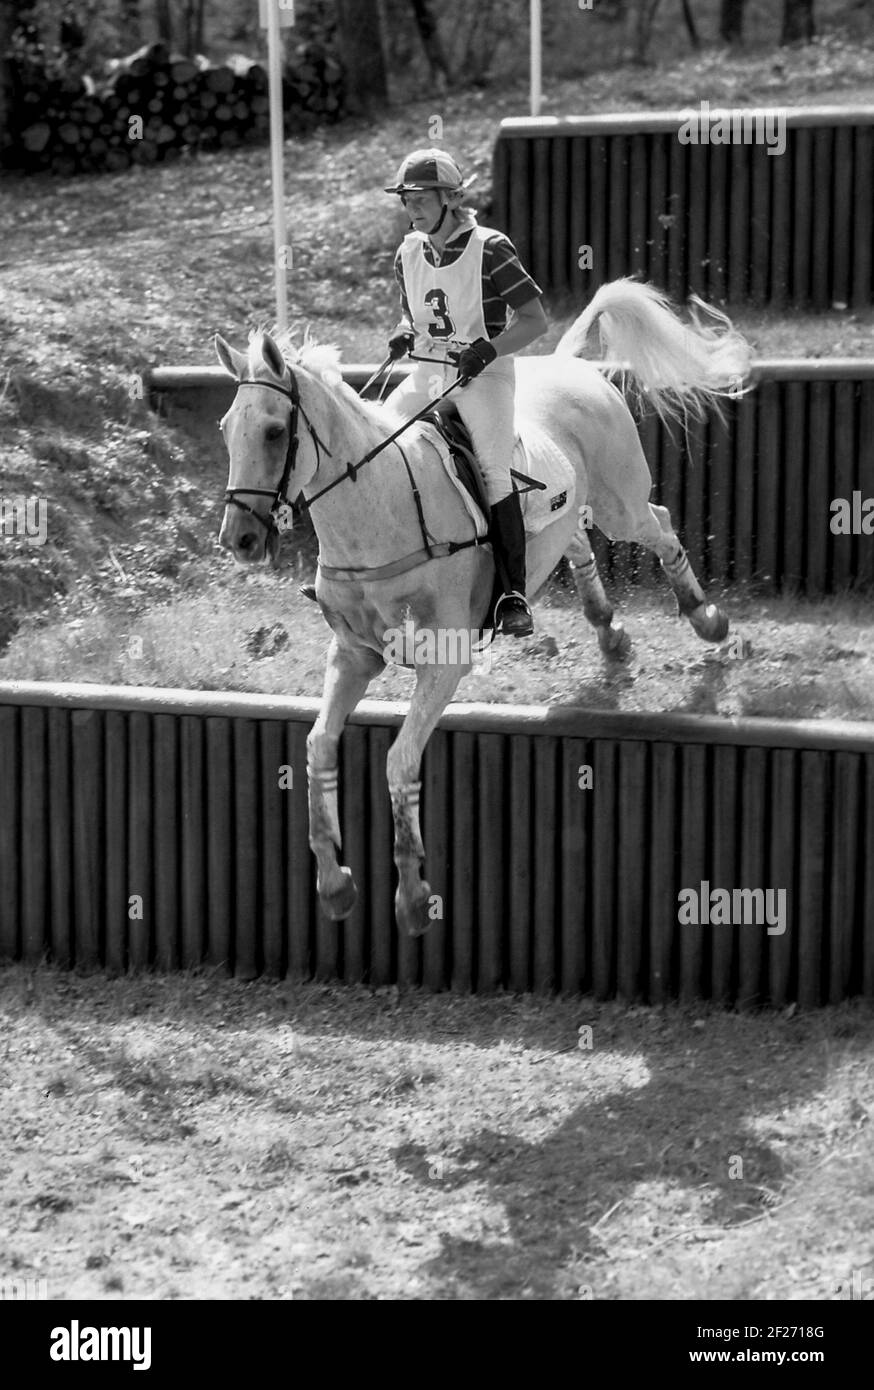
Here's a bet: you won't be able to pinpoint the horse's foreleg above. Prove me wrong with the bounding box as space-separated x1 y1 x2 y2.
643 503 729 643
307 637 383 921
387 662 465 937
565 527 631 659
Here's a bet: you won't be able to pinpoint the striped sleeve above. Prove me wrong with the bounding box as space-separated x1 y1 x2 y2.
393 246 413 329
482 233 542 315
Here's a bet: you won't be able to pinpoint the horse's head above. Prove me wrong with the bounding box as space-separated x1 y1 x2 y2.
215 330 327 566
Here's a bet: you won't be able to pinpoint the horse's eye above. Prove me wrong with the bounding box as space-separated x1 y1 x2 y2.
266 425 285 443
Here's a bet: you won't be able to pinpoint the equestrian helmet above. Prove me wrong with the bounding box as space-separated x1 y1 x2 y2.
384 148 476 195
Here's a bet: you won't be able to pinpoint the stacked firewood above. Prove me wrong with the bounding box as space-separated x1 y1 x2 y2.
11 39 345 175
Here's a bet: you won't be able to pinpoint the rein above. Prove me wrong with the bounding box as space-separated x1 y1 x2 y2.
222 367 484 576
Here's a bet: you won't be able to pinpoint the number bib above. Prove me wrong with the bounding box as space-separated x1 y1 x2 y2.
400 226 490 357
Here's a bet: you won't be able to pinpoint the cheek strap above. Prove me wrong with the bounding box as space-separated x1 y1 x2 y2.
427 203 449 236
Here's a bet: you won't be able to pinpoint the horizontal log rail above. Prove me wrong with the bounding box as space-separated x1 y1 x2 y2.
498 107 874 136
2 682 874 754
145 360 874 598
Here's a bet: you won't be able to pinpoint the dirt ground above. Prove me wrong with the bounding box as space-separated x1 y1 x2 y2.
2 967 872 1302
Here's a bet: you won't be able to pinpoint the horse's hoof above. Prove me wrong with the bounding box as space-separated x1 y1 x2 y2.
320 866 357 921
396 881 434 938
689 603 729 644
598 621 631 660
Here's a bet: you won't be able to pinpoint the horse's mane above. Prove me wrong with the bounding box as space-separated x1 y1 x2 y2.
246 327 393 429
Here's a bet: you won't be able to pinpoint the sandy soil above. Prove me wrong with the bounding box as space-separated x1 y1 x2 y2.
2 968 872 1302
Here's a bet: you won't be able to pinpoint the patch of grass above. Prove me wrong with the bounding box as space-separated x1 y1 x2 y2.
27 1193 74 1213
5 566 874 722
43 1069 79 1099
259 1139 301 1177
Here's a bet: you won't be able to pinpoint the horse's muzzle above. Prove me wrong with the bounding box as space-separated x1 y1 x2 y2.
219 508 278 567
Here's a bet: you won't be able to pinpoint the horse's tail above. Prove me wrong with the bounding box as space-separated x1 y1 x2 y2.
554 277 752 428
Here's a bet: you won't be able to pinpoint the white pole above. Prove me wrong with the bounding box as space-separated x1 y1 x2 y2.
266 0 288 331
530 0 541 118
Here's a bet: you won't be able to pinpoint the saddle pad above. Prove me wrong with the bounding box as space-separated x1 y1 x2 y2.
429 434 489 537
513 421 577 536
428 423 576 539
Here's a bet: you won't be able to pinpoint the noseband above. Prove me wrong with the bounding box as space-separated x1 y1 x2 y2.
223 373 331 536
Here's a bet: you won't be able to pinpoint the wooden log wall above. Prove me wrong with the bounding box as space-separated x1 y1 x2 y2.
1 684 872 1006
492 109 874 309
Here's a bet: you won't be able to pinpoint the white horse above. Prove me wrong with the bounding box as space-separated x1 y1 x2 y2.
216 278 750 937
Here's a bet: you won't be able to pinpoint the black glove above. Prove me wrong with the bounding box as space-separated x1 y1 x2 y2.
457 337 498 381
388 328 415 361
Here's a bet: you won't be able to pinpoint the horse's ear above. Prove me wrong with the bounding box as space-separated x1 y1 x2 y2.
261 332 287 382
215 334 247 380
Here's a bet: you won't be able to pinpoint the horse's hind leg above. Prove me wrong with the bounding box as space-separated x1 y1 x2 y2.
387 661 466 938
565 527 632 659
638 502 729 643
307 637 384 921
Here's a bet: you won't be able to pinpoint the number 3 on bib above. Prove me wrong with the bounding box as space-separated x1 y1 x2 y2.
424 288 456 339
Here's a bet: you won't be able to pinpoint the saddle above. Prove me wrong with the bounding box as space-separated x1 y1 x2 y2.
426 401 547 518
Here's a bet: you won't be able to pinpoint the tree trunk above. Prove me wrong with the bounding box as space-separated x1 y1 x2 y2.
119 0 142 47
154 0 172 46
182 0 205 57
680 0 700 48
719 0 746 42
0 2 16 156
626 0 663 64
781 0 815 43
194 0 206 54
408 0 450 88
335 0 387 114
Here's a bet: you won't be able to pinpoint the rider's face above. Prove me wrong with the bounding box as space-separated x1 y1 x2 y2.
401 190 443 230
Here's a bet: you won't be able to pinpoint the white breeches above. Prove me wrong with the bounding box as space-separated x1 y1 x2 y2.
383 354 517 506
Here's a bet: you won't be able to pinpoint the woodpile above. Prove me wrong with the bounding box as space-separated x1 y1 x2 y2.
9 39 345 175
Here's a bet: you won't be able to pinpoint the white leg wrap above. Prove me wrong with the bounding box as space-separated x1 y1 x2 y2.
308 764 339 792
390 780 421 809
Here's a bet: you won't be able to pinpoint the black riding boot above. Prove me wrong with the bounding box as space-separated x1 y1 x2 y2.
489 491 534 637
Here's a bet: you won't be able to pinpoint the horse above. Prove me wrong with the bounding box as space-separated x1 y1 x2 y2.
215 277 750 938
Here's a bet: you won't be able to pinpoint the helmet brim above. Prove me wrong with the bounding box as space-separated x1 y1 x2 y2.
384 174 477 195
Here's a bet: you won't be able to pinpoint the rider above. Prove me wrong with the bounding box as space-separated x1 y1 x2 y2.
381 147 548 637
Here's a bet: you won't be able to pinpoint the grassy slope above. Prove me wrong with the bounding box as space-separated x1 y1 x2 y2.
0 20 872 674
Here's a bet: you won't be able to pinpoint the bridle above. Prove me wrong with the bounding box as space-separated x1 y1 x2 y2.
221 363 462 532
222 372 332 536
220 360 486 581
